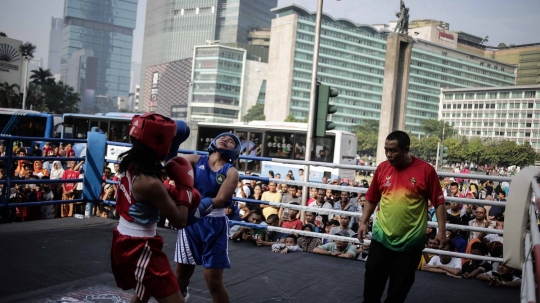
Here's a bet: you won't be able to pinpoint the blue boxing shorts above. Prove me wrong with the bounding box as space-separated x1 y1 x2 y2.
175 208 230 269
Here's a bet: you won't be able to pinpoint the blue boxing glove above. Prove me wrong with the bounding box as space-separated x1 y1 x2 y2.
165 120 191 162
185 197 214 226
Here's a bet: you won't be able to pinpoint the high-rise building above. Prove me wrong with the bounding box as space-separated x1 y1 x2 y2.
47 17 63 76
265 5 515 135
61 0 138 113
140 0 277 112
440 84 540 151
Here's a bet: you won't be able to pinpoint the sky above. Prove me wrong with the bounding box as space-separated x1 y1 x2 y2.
0 0 539 69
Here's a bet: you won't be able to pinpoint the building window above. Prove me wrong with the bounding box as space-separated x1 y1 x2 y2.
455 93 464 100
525 91 536 98
476 93 486 99
512 91 523 98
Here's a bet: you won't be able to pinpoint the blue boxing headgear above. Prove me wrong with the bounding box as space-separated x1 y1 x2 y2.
208 132 241 164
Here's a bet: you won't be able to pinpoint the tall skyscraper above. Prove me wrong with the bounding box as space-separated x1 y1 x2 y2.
61 0 138 113
140 0 277 112
47 17 63 76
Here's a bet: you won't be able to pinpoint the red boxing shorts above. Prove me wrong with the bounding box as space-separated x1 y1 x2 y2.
111 226 179 300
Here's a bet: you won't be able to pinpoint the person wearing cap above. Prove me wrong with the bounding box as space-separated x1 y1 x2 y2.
313 231 357 259
358 131 446 303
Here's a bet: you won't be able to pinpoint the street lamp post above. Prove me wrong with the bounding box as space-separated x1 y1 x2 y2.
302 0 324 209
21 56 30 109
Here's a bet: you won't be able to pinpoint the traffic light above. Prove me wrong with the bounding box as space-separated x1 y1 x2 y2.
314 83 339 137
440 146 449 165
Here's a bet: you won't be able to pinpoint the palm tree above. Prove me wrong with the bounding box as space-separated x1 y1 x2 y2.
30 67 55 86
0 82 21 108
19 42 36 59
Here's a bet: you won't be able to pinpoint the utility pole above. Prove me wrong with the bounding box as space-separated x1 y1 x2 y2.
21 57 29 109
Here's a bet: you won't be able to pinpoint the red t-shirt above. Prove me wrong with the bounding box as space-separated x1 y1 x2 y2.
62 169 81 192
281 219 303 230
65 148 75 157
43 146 55 156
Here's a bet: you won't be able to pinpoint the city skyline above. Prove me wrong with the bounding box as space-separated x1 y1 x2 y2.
0 0 538 69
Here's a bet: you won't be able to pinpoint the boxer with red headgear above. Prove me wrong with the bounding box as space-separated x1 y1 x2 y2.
111 113 197 303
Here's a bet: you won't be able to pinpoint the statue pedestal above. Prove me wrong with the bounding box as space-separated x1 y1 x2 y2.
376 33 414 165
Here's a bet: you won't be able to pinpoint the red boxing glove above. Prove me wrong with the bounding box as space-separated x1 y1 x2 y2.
165 156 195 208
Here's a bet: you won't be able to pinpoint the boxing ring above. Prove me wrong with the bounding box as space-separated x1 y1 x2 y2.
0 133 535 303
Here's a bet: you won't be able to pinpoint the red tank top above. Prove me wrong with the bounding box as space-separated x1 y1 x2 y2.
116 166 160 224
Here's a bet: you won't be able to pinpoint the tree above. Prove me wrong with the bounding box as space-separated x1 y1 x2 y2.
284 114 298 122
466 137 486 164
40 81 80 113
19 42 36 59
0 82 20 108
498 43 507 49
242 103 265 122
0 32 6 37
30 68 55 86
480 36 489 44
352 119 379 155
420 119 455 141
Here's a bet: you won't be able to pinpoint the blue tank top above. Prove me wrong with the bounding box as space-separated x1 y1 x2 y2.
194 155 233 208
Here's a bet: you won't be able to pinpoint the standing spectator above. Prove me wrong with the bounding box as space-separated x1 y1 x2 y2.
303 211 322 233
43 142 55 157
49 161 64 200
260 181 282 219
39 179 55 219
468 206 492 242
358 131 446 303
60 161 82 217
332 191 356 222
65 144 75 157
33 160 49 178
31 144 42 157
278 185 301 222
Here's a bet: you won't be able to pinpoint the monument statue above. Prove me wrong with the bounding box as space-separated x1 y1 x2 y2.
394 0 409 35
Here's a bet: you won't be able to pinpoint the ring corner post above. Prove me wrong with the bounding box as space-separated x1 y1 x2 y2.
82 131 107 218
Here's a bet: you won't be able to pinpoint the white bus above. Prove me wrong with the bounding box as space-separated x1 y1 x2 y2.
187 121 357 182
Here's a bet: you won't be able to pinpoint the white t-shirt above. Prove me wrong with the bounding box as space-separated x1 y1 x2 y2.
427 256 462 269
485 234 504 244
235 185 251 216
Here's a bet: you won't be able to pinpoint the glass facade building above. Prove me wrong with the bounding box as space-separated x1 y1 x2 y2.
265 5 516 136
61 0 137 113
140 0 276 112
189 45 246 123
441 85 540 151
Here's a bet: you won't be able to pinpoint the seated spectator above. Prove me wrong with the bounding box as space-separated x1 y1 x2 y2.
33 160 49 178
476 263 522 288
424 240 462 278
322 219 340 244
329 215 356 240
280 202 303 230
313 231 357 259
271 234 302 254
297 223 322 252
462 242 492 278
225 204 242 221
231 210 266 243
304 211 322 233
482 215 504 243
446 229 467 253
256 214 286 246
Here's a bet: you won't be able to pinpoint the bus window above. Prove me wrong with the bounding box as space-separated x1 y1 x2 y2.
196 127 232 151
314 137 334 163
237 132 262 173
73 118 89 139
110 121 130 142
263 132 294 159
294 134 306 160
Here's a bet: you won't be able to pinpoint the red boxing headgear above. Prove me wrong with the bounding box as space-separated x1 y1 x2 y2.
129 113 177 158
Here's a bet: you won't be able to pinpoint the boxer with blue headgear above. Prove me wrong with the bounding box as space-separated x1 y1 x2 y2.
173 132 240 302
207 132 241 164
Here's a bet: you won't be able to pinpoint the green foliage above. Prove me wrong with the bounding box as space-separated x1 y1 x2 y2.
410 135 440 162
0 82 21 108
420 119 455 140
284 114 298 122
0 32 7 37
352 120 379 155
498 42 507 49
19 42 36 58
242 103 265 122
466 137 486 164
